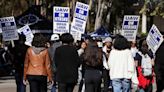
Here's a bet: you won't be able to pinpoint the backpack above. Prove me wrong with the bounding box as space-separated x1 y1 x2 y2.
138 52 152 76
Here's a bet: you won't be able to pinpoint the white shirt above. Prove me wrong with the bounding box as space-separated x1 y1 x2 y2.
108 49 135 80
78 48 84 56
102 46 110 69
102 46 108 54
131 47 138 58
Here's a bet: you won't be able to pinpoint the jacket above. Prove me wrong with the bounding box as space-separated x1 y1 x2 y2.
24 47 52 81
55 45 80 83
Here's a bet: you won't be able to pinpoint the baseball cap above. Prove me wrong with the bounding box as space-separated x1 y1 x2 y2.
103 37 112 43
50 34 59 41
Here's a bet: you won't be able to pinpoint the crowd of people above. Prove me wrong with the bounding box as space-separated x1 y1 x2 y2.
0 32 164 92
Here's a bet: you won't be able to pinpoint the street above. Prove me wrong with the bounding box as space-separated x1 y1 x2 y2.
0 76 162 92
0 76 17 92
0 76 79 92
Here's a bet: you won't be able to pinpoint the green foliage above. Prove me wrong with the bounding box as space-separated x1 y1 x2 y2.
150 1 164 18
140 0 164 18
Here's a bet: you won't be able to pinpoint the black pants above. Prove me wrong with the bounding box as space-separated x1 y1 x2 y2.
78 79 84 92
27 75 47 92
84 69 102 92
102 69 110 92
15 72 26 92
145 84 152 92
58 83 76 92
156 79 164 92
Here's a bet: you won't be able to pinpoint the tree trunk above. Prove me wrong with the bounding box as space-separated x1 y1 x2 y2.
116 15 122 34
86 0 93 32
142 13 147 33
94 0 105 31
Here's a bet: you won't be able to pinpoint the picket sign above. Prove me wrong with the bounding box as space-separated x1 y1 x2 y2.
122 15 140 41
146 24 164 53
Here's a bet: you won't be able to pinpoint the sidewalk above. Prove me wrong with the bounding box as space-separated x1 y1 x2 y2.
0 76 78 92
0 76 16 92
0 76 162 92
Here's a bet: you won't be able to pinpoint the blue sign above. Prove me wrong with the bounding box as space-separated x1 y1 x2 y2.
53 7 70 34
0 16 19 41
146 25 164 53
122 15 140 41
71 2 89 34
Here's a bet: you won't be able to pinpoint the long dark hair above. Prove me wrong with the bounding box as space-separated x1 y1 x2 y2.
82 40 103 67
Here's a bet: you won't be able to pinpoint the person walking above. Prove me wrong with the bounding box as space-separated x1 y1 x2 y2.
81 39 103 92
77 41 87 92
135 40 154 92
46 34 62 92
23 34 53 92
107 35 136 92
10 34 29 92
154 33 164 92
102 37 112 92
54 33 80 92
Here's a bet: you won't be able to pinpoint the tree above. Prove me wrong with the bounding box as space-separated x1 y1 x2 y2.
0 0 28 17
140 0 164 18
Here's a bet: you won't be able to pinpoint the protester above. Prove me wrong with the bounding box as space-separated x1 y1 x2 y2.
23 34 53 92
107 34 135 92
78 41 87 56
130 40 139 91
54 33 80 92
47 34 61 92
155 33 164 92
81 39 103 92
135 40 154 92
102 37 112 92
77 41 87 92
10 34 29 92
130 41 138 58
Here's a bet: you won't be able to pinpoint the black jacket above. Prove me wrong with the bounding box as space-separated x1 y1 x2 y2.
54 44 80 83
155 42 164 80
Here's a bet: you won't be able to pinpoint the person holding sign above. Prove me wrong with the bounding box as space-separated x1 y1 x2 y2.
134 40 154 92
10 34 29 92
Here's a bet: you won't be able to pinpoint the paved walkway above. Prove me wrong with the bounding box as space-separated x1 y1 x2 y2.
0 76 78 92
0 76 163 92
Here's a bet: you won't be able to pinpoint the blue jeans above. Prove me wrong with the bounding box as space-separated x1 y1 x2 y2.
15 73 26 92
51 84 56 92
112 78 131 92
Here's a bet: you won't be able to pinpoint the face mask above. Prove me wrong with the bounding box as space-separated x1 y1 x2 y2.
97 42 103 48
4 47 8 51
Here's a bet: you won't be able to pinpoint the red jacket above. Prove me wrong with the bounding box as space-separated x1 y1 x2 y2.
137 66 154 88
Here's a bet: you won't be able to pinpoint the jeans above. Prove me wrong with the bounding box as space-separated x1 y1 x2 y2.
27 75 47 92
112 78 131 92
102 69 110 92
51 74 57 92
15 72 26 92
51 85 56 92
